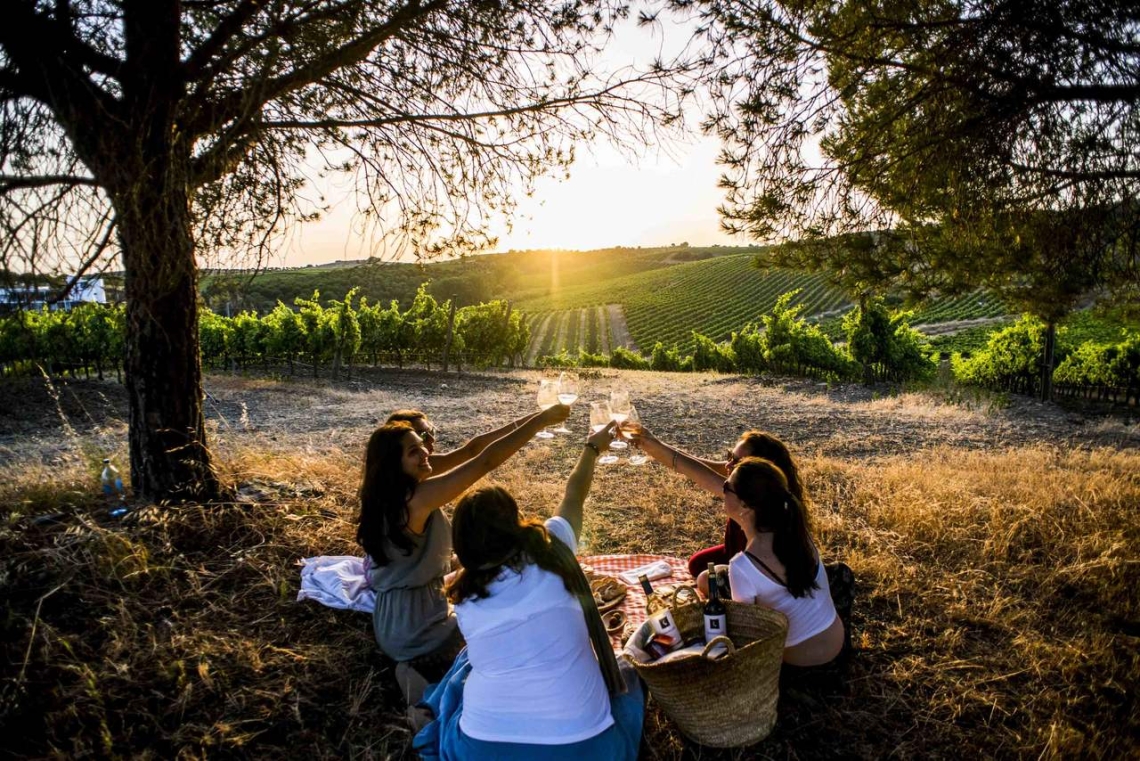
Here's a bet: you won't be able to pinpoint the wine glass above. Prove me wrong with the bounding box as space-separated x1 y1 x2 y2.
626 405 648 465
553 372 578 434
608 386 631 451
535 379 558 439
589 401 619 465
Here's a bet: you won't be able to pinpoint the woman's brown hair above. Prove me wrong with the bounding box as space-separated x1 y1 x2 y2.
445 486 581 603
738 430 806 506
356 422 419 565
733 456 819 598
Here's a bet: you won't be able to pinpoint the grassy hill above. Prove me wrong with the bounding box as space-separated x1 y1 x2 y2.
200 245 753 315
517 255 852 352
201 245 1025 358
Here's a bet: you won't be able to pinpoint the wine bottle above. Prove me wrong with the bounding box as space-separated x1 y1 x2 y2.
703 562 727 643
639 573 682 652
639 573 663 613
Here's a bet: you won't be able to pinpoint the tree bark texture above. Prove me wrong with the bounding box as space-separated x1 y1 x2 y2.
115 162 221 501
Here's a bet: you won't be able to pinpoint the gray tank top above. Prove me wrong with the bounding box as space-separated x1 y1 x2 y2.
368 509 457 661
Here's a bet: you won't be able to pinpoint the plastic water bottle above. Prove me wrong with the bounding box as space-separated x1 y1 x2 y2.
101 458 127 516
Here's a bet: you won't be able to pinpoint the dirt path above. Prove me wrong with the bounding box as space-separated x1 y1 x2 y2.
594 306 609 354
606 303 635 352
915 316 1011 336
525 313 554 365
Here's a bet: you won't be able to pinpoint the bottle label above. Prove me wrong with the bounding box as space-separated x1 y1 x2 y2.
647 610 682 649
704 614 727 642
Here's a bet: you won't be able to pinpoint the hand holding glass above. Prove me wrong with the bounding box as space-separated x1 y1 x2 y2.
535 379 559 439
626 405 648 465
553 372 578 434
608 386 631 450
589 401 619 464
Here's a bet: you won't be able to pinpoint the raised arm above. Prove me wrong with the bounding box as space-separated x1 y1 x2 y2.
623 423 727 494
429 410 544 474
555 421 616 540
406 404 570 531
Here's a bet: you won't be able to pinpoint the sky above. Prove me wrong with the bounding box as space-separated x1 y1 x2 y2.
281 136 743 267
279 15 747 268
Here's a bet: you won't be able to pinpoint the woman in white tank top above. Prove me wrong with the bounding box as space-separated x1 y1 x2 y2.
723 457 846 668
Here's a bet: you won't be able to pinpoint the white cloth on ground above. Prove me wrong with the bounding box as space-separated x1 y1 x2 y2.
454 516 614 745
297 555 376 613
616 559 673 586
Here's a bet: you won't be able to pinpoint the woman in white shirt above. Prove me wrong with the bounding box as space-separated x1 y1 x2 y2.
724 457 846 668
413 421 645 761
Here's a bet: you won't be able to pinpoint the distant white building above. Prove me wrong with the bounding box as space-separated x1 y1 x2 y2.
0 276 107 311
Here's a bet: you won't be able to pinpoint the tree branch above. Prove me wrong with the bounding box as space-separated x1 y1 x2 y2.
0 174 100 193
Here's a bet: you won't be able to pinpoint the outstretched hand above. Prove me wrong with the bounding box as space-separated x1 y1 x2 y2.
538 403 571 426
620 420 651 446
587 419 616 453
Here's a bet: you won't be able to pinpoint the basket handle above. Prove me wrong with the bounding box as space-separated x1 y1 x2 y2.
701 635 735 659
668 584 699 606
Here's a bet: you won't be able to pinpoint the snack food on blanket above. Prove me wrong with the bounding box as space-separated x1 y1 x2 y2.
586 573 627 613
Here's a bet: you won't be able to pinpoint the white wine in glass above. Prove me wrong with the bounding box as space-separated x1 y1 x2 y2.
626 405 648 465
589 401 618 465
535 379 559 439
553 372 578 434
608 386 631 450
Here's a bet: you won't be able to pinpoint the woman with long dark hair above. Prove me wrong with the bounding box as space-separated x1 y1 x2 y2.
723 457 844 667
413 421 645 760
622 426 805 585
356 403 569 696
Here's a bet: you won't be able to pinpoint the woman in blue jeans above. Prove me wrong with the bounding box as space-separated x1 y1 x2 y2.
414 421 645 761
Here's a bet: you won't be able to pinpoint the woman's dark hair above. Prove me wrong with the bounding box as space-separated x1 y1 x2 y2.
733 457 819 598
446 486 580 604
738 430 806 506
357 422 419 565
386 409 426 425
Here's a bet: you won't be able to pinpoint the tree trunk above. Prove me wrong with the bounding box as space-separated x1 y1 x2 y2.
113 0 223 503
116 179 222 501
1040 321 1056 401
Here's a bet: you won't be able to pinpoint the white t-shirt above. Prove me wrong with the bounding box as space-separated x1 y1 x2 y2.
728 551 837 647
455 516 613 745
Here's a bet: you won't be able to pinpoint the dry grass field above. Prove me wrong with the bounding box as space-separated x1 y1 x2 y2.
1 367 1137 759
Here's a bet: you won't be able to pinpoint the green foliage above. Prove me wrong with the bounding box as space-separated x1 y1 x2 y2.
608 347 650 370
731 291 856 381
1053 334 1140 404
263 301 307 373
325 288 362 375
691 332 735 372
577 348 609 368
231 311 266 368
843 297 936 383
650 342 686 372
699 0 1140 319
952 317 1071 396
457 300 515 368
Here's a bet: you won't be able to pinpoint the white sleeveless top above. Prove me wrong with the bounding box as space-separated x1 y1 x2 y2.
454 517 613 744
728 551 837 646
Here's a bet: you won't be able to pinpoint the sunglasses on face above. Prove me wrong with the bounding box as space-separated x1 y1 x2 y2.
722 479 737 496
725 451 742 469
419 426 437 443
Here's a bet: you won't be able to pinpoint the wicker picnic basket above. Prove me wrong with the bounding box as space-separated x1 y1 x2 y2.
626 600 788 748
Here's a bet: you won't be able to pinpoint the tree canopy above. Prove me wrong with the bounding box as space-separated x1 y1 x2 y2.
0 0 687 500
683 0 1140 316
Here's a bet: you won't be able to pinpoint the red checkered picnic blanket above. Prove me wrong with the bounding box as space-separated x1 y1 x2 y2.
579 554 692 651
